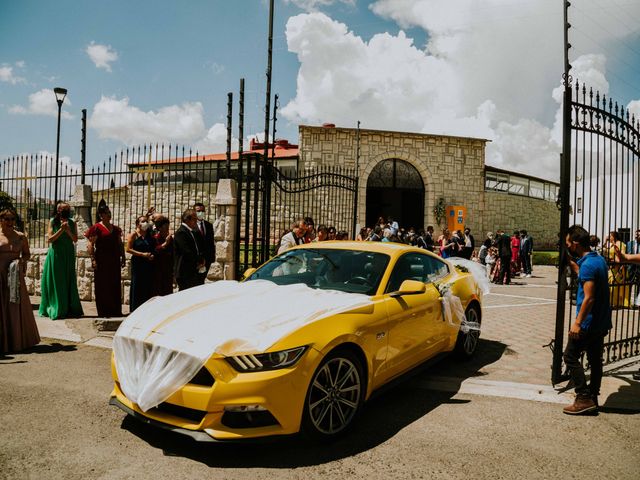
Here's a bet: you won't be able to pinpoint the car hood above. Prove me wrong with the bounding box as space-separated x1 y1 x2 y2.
113 280 371 411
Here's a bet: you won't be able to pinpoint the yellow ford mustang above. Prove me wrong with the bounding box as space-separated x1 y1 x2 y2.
110 241 483 441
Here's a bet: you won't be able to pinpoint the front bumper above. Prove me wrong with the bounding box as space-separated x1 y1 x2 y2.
109 396 219 442
110 349 322 441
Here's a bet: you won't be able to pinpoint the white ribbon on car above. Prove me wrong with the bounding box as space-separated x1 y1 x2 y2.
113 280 371 412
438 256 488 333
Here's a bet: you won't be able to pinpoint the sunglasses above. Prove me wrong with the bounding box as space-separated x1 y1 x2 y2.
1 217 16 221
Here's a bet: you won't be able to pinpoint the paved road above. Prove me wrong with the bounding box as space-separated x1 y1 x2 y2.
1 341 639 479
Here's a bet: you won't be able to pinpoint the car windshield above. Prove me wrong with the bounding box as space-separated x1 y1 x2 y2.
246 248 390 295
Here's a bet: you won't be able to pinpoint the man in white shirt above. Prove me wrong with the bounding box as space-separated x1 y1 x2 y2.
277 219 308 255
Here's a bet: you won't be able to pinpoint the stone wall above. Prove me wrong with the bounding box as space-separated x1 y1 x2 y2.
298 125 487 235
483 191 560 249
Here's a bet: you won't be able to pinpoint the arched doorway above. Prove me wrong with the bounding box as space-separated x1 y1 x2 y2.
366 158 425 229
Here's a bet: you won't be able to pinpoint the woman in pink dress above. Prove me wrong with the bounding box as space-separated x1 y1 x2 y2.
0 209 40 353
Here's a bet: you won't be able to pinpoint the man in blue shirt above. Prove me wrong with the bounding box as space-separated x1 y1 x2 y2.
562 225 612 415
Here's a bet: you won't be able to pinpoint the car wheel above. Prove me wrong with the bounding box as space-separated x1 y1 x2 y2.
302 349 364 441
454 304 481 359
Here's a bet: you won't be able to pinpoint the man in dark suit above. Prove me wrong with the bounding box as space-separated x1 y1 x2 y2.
496 229 512 285
520 229 534 277
462 227 475 259
173 209 206 291
194 202 215 282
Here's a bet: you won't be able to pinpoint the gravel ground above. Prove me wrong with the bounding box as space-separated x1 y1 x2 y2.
1 340 639 480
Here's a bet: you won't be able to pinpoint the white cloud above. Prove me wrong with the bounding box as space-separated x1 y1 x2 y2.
282 13 458 132
0 65 25 84
627 100 640 121
286 0 355 12
195 123 238 152
86 42 119 72
90 96 206 145
8 89 73 119
282 1 640 181
205 61 225 75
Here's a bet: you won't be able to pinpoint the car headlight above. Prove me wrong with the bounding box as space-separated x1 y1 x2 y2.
225 346 308 372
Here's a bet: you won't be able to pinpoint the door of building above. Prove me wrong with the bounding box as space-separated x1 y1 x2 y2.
366 158 424 230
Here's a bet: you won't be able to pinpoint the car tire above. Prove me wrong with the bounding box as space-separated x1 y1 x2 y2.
454 303 481 359
301 348 365 441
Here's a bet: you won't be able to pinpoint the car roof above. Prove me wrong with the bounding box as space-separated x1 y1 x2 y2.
286 241 440 260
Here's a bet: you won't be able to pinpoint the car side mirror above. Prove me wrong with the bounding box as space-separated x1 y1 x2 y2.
241 268 257 280
389 279 426 298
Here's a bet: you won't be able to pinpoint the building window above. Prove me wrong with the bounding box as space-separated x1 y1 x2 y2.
508 176 529 196
485 172 509 192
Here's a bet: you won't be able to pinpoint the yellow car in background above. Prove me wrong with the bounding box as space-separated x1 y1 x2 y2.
110 241 483 441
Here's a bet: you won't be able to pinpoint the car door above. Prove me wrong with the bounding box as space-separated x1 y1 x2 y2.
379 252 446 381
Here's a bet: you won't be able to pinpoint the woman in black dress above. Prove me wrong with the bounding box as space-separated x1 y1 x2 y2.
152 215 174 296
126 215 155 312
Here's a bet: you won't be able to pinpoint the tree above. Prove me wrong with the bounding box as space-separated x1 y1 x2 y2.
0 190 15 212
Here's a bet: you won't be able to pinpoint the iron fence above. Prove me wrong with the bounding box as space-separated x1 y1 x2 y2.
553 80 640 382
0 144 227 248
236 155 358 275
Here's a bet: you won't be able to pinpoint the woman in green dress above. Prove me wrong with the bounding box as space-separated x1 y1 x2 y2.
39 202 83 319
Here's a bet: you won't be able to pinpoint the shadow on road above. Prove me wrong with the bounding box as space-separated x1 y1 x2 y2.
599 375 640 415
25 342 78 354
120 338 507 467
0 342 76 363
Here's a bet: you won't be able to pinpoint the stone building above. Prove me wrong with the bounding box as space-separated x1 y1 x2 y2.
298 124 560 248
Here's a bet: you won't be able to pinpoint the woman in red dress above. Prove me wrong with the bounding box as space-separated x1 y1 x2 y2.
511 230 521 277
85 203 125 317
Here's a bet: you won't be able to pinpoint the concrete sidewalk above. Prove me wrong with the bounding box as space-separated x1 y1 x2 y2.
31 266 640 412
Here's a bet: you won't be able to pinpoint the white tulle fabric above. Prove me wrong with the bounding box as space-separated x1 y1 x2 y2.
439 257 489 331
113 280 371 412
446 257 492 295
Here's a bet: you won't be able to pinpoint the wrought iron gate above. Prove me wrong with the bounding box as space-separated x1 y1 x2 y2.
552 80 640 383
235 154 358 276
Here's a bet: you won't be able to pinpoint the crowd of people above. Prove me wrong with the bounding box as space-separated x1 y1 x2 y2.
3 198 638 361
0 201 220 355
275 216 536 287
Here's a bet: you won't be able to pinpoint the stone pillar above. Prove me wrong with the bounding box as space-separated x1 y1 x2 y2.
70 185 93 251
209 179 237 281
69 184 94 301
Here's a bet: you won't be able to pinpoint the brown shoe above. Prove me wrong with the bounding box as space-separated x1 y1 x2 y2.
563 395 597 415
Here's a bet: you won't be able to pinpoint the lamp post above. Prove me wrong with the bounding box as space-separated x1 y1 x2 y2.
53 87 67 206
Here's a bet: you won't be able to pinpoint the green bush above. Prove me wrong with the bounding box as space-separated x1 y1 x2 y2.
532 250 559 266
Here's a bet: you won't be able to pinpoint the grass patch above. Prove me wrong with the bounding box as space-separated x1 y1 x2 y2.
532 250 559 266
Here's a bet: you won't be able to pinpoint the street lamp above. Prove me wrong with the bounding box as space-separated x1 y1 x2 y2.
53 87 67 206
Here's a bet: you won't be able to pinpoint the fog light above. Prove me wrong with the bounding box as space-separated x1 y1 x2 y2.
224 405 267 412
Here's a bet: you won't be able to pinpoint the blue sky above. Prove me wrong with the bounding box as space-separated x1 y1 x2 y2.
1 0 639 180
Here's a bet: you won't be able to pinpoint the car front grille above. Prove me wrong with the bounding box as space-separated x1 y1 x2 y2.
221 410 280 429
151 402 208 424
188 366 215 387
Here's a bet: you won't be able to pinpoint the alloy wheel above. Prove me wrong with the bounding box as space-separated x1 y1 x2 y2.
307 357 362 435
462 307 480 355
